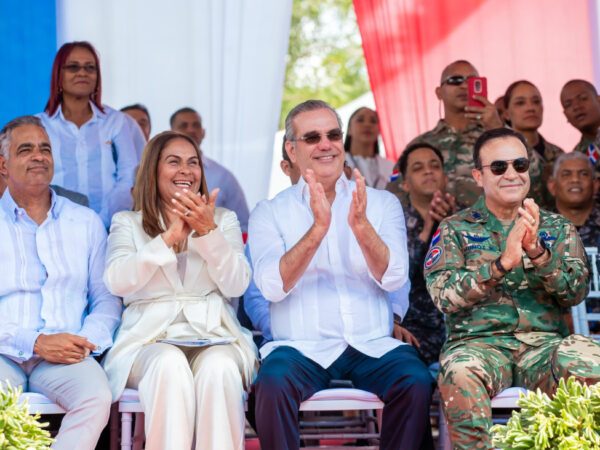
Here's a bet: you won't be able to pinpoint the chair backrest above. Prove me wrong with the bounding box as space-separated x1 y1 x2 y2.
573 247 600 338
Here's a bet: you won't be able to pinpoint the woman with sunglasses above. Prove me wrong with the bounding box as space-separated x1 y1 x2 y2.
102 131 257 450
344 107 394 188
503 80 564 208
38 41 144 228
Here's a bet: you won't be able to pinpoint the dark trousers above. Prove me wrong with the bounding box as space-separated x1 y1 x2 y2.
253 345 435 450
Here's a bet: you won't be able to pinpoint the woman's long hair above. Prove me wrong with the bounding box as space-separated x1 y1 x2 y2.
343 107 380 157
44 41 104 116
133 131 209 237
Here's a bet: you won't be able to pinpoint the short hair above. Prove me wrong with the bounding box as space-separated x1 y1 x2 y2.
121 103 150 118
473 128 528 169
440 60 476 84
561 79 598 96
45 41 104 116
398 142 444 177
284 100 343 142
170 107 199 128
552 151 594 178
503 80 537 109
343 107 380 157
0 116 45 159
132 131 208 238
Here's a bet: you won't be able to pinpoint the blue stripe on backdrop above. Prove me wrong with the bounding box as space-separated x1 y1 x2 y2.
0 0 56 128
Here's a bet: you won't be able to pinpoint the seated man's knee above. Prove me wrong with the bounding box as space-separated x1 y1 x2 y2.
556 334 600 382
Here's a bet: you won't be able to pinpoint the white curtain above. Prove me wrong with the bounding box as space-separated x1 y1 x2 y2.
56 0 292 208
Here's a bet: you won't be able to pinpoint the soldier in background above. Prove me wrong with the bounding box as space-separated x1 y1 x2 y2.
425 128 600 450
395 60 503 208
393 142 451 367
548 151 600 247
560 79 600 172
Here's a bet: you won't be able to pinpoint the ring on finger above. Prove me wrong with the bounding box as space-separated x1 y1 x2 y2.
184 209 191 217
476 114 482 121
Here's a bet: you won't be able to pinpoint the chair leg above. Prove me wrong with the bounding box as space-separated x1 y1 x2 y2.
109 403 119 450
121 411 133 450
376 409 383 434
132 412 145 450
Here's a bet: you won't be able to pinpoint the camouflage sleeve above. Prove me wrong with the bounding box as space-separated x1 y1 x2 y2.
526 222 590 307
424 219 501 314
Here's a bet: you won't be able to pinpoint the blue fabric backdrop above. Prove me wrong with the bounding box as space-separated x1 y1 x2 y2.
0 1 56 127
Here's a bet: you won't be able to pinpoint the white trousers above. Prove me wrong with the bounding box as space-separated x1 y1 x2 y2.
127 343 246 450
0 355 112 450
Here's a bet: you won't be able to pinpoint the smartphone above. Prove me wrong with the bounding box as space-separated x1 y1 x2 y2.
468 77 487 107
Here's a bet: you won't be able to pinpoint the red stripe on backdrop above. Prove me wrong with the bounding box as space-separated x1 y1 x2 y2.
354 0 595 162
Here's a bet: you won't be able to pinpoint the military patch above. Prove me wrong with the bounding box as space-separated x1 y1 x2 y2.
430 229 441 247
471 211 482 220
539 231 557 243
424 246 442 270
464 233 490 243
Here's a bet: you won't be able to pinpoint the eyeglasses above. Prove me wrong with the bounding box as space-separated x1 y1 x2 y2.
479 158 530 175
62 63 98 74
292 129 344 145
441 75 473 86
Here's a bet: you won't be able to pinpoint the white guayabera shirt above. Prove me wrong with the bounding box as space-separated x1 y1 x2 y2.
249 174 409 368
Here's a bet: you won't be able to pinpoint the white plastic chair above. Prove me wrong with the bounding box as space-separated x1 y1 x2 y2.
117 387 384 450
299 388 384 447
20 392 66 415
573 247 600 339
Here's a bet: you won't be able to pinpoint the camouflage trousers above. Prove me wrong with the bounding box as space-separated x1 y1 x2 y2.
438 334 600 450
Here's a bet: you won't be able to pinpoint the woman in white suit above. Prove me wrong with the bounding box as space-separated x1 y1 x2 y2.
102 131 257 450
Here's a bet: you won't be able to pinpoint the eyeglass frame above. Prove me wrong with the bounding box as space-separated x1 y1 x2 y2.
62 63 98 74
441 75 474 86
290 128 344 145
477 157 531 176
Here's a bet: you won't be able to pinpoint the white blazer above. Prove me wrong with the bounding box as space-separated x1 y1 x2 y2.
102 208 258 401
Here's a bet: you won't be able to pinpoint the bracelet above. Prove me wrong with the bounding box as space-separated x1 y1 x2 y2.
494 257 508 275
529 246 547 261
393 313 402 326
528 240 548 261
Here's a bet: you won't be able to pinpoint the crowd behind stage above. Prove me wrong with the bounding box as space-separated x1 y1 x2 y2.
1 40 600 450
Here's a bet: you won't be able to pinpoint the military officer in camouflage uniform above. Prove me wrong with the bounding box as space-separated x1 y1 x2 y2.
387 60 503 209
425 128 600 450
549 151 600 247
560 79 600 172
395 142 451 366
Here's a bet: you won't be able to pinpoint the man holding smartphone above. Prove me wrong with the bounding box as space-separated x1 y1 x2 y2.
397 60 503 209
425 128 600 450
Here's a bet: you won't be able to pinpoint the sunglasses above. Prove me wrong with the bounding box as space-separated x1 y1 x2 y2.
293 129 344 145
62 63 98 74
441 75 473 86
479 157 530 175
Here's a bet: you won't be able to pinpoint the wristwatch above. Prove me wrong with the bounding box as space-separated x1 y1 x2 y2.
493 257 508 277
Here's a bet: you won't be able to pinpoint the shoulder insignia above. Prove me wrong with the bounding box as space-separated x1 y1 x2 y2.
424 246 443 270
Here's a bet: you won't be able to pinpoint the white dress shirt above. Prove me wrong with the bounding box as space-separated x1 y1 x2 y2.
0 189 122 361
203 156 250 233
38 103 142 227
248 174 409 368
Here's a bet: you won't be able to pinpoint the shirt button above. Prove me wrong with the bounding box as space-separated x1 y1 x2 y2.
18 351 23 356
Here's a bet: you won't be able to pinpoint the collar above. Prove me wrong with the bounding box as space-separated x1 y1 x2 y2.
430 119 482 136
51 101 106 123
0 187 60 223
463 196 517 234
295 172 351 204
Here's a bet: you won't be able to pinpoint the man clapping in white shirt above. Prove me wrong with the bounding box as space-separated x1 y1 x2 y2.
248 100 434 450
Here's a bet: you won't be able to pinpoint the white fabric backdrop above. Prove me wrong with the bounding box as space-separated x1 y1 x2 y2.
56 0 292 208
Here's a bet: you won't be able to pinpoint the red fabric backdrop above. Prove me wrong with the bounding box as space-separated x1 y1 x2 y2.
354 0 596 162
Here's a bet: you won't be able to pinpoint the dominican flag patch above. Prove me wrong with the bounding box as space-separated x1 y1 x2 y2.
430 229 441 247
587 144 600 165
389 169 400 182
